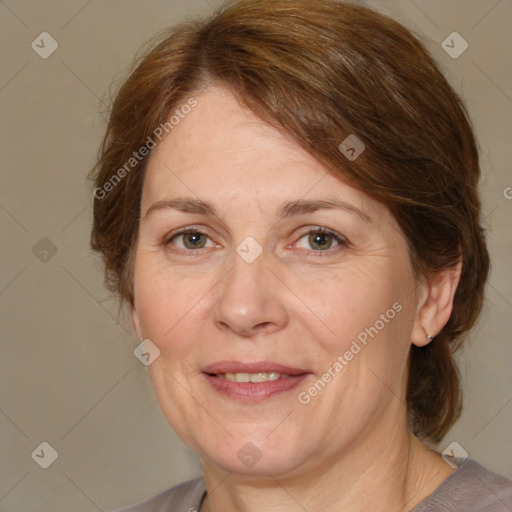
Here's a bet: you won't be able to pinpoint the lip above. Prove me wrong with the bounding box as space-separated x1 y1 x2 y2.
202 360 309 375
202 360 312 402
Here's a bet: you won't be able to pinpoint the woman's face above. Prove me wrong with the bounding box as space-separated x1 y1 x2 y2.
132 86 425 476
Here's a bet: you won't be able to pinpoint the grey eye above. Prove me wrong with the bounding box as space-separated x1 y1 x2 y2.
295 230 342 251
169 231 213 249
308 232 335 250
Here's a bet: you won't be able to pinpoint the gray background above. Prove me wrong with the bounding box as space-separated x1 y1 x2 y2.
1 0 511 510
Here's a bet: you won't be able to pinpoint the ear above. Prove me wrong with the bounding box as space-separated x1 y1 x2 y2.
411 258 462 347
131 302 142 340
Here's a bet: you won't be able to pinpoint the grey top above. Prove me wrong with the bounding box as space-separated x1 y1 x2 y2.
111 459 512 512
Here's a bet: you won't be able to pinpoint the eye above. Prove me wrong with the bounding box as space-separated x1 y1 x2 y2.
165 229 216 250
295 227 348 252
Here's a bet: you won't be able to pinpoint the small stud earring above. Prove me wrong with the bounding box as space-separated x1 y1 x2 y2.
423 326 436 342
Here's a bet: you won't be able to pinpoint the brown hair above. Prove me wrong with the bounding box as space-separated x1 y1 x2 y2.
89 0 490 443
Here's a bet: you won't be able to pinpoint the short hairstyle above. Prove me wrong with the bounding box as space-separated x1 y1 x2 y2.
89 0 490 443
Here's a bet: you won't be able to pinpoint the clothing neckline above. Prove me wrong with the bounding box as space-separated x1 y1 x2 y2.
195 458 478 511
410 457 475 507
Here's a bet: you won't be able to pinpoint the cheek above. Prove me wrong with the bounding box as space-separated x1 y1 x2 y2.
304 262 400 335
298 257 415 379
133 258 202 348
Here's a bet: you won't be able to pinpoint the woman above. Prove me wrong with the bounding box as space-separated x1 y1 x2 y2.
90 0 512 510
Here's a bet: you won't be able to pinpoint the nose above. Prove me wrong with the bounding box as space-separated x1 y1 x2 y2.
212 248 288 338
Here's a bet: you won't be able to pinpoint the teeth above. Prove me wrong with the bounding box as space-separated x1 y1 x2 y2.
222 372 290 382
250 372 267 383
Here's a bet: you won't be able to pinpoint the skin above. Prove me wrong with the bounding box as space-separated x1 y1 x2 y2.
131 86 461 512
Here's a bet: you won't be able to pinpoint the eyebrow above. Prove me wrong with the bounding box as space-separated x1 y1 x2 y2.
143 197 217 220
142 197 372 223
279 198 372 223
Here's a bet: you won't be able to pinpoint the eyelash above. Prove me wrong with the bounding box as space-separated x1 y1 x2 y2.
163 225 350 256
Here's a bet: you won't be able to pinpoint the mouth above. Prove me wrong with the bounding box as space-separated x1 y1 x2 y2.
202 361 311 402
214 371 291 382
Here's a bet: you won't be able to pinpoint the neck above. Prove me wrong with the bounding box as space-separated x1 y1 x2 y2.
199 418 453 512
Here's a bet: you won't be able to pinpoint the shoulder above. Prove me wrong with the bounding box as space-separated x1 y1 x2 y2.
109 476 206 512
413 458 512 511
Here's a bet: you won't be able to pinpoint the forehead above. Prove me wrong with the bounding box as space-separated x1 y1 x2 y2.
142 86 382 220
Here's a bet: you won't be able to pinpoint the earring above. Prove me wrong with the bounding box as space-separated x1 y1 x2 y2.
423 326 436 342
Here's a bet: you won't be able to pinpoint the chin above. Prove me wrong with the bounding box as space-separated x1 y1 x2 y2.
196 430 310 477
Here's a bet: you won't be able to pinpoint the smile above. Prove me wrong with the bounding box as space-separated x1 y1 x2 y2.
216 372 289 382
